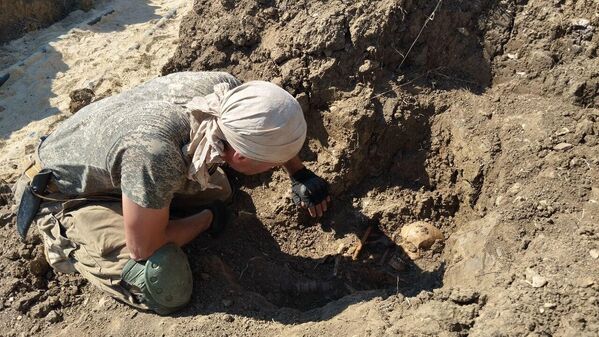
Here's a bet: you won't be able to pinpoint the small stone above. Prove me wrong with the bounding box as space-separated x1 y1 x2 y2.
553 143 573 151
590 249 599 259
544 303 557 309
29 257 50 276
578 278 595 288
16 315 22 320
7 250 19 261
223 314 234 322
13 291 41 312
570 158 579 167
128 42 141 51
555 127 570 136
19 247 31 260
525 268 548 288
572 18 591 28
574 119 594 143
31 303 51 318
569 81 585 96
449 289 479 304
480 110 492 118
222 299 233 307
45 310 62 323
358 60 379 73
508 183 522 195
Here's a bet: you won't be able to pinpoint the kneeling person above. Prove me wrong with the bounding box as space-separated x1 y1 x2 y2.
13 72 330 314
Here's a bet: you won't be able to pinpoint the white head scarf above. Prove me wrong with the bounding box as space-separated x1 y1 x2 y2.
183 81 307 189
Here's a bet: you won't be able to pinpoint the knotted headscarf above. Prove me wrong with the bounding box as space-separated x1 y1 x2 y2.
183 81 307 189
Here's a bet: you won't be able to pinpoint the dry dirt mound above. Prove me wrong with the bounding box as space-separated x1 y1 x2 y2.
1 0 598 336
0 0 94 44
162 0 597 335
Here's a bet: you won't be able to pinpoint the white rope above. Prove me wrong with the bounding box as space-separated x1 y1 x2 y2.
397 0 443 71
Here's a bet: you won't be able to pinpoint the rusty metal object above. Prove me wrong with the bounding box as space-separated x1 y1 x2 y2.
352 226 373 261
387 253 407 272
293 280 336 293
333 243 345 276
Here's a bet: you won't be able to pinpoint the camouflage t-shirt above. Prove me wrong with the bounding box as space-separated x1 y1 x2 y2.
38 72 241 209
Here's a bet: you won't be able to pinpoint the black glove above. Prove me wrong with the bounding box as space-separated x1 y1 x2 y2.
291 167 329 208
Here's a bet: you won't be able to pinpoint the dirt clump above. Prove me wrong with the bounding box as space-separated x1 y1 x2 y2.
0 227 88 335
489 0 599 108
68 88 96 113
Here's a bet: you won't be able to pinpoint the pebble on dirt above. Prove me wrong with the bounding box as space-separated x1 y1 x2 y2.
525 268 548 288
590 249 599 259
553 143 573 151
571 18 591 29
45 310 62 324
12 291 41 313
29 256 50 276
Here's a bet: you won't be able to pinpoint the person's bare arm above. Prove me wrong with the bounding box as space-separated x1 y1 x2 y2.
122 194 213 260
282 155 305 175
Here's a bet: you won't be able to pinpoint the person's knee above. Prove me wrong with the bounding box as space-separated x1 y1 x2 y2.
121 243 193 315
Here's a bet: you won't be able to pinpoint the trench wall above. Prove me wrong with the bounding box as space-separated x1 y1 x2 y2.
0 0 94 44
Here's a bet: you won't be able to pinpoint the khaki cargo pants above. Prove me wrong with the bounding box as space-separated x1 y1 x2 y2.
13 169 232 311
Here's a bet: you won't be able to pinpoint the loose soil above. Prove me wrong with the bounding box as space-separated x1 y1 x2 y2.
1 0 599 336
0 0 95 44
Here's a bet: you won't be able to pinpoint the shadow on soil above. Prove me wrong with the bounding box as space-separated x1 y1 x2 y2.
167 60 455 322
171 185 445 324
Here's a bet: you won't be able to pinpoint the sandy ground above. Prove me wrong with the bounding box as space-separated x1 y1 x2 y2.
0 0 190 182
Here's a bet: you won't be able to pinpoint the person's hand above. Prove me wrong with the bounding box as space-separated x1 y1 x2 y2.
291 167 331 217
